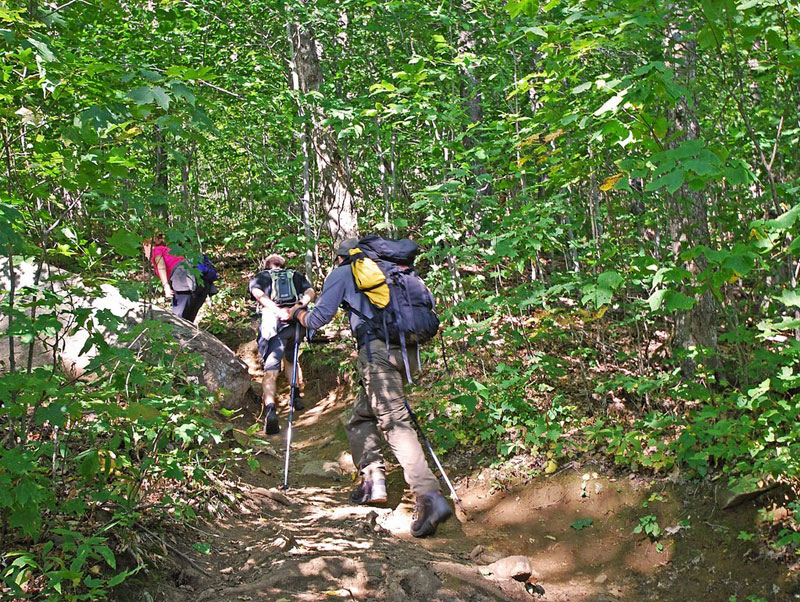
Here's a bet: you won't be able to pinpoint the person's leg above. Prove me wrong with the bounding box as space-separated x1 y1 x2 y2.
361 339 440 497
261 370 280 406
282 326 304 409
183 284 209 323
360 340 450 536
345 382 387 504
258 329 288 435
171 292 192 319
345 385 386 481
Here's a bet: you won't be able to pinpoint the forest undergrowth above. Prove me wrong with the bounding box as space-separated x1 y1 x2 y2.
416 291 800 577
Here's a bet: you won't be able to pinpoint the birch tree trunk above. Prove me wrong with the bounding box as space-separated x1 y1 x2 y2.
286 22 315 276
290 19 359 246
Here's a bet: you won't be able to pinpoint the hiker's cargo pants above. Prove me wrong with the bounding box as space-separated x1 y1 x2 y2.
345 338 440 496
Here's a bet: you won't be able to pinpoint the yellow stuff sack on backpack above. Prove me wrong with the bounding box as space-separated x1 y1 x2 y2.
350 248 390 308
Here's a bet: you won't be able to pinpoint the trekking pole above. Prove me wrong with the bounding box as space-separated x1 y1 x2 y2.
403 400 466 514
282 321 302 490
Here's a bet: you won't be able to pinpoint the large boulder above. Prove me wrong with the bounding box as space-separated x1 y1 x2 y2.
0 257 250 409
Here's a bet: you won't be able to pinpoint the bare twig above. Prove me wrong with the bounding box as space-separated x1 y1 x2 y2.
138 523 208 573
42 0 92 17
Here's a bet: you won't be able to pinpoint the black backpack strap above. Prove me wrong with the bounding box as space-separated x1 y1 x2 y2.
387 281 414 383
340 300 375 362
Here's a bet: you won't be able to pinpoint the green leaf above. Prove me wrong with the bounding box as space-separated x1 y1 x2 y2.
35 402 70 428
648 289 695 312
506 0 539 18
151 86 171 110
108 230 140 257
495 237 519 259
79 450 100 479
14 477 41 505
171 82 196 106
571 82 592 94
570 518 593 530
778 289 800 308
721 252 754 276
9 505 40 537
597 270 624 290
768 204 800 231
107 569 133 587
594 94 624 116
95 545 116 570
663 290 695 311
128 86 155 105
646 170 684 194
724 163 751 186
26 37 55 62
452 394 479 413
193 542 211 555
523 26 547 37
683 158 718 177
126 402 160 421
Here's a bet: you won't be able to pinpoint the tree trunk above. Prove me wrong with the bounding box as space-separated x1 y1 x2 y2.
376 121 393 234
290 20 359 246
665 8 719 376
457 17 492 226
153 125 169 220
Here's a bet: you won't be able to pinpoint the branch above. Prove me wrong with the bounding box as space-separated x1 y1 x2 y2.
42 0 92 17
197 79 241 99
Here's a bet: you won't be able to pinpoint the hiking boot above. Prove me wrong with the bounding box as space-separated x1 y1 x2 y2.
263 405 280 435
349 479 388 505
410 491 452 538
292 394 305 412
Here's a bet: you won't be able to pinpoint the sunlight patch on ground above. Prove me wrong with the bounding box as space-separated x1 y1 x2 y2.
294 537 373 552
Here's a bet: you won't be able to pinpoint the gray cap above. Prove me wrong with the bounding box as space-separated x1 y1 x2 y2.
336 238 359 257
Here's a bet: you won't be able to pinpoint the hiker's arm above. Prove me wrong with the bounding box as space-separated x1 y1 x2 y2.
252 287 284 315
295 287 315 308
153 254 173 299
288 271 315 312
289 287 315 324
294 274 344 330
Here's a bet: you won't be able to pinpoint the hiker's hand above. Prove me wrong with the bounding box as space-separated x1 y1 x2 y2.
276 307 292 322
292 306 309 327
163 288 173 300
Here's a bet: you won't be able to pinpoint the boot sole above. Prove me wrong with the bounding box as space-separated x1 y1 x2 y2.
348 494 388 505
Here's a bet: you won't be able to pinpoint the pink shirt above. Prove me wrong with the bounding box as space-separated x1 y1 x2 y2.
150 245 185 278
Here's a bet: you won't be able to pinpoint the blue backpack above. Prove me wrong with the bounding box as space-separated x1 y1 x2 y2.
197 254 218 283
197 254 219 295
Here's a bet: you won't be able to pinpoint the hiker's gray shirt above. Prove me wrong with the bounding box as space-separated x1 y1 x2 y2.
304 264 375 337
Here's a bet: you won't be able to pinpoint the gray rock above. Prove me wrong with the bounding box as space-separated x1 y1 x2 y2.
469 544 504 565
0 257 250 409
387 566 442 601
486 555 532 581
300 460 346 478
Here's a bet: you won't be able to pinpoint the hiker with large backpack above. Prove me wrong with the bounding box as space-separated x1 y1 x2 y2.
292 236 452 538
250 254 315 436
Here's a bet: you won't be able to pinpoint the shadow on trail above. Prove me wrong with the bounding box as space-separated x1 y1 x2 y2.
120 335 792 602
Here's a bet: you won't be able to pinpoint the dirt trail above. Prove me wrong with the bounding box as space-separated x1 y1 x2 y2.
130 337 794 602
